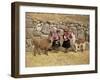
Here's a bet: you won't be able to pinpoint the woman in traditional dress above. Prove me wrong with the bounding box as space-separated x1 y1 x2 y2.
49 28 61 50
62 30 71 49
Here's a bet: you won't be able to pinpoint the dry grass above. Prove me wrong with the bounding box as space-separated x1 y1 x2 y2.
25 50 89 67
26 12 89 24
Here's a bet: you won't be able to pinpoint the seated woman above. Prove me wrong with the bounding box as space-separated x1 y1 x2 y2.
62 30 71 51
49 29 61 50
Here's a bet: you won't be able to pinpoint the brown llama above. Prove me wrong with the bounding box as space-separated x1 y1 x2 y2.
31 36 51 56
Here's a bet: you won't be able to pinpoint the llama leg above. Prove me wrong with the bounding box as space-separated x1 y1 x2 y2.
33 47 36 56
44 49 48 55
37 48 41 55
82 43 86 51
75 44 78 52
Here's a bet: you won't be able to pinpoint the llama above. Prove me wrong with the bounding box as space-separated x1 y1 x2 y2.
31 36 51 56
